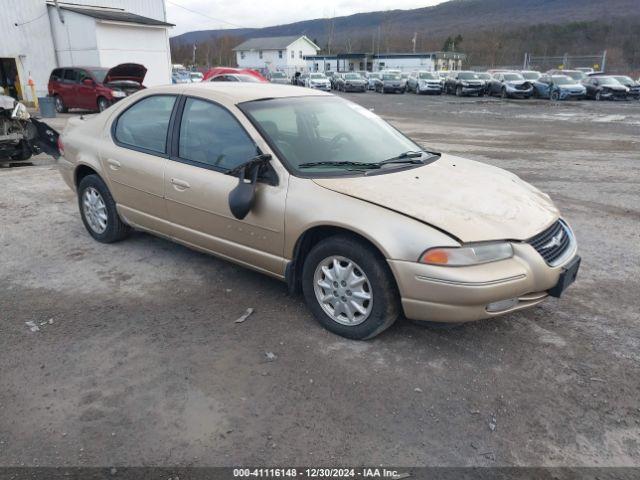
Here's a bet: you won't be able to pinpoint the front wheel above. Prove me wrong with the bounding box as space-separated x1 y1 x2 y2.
302 235 400 340
595 91 602 101
550 90 560 101
501 87 508 99
97 97 110 112
78 174 131 243
456 86 462 96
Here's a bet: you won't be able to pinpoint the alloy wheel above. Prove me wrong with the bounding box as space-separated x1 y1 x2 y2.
82 187 108 234
55 96 64 113
313 256 373 326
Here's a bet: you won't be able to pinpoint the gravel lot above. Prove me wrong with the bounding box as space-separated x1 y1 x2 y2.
1 93 639 467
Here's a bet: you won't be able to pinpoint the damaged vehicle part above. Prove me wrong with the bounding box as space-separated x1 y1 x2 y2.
56 84 580 340
0 94 59 163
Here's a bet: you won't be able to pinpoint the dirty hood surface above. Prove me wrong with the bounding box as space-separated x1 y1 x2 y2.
105 63 147 84
313 154 559 243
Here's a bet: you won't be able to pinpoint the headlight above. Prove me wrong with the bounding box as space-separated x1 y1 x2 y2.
11 102 30 121
111 90 127 98
419 243 513 266
461 81 469 87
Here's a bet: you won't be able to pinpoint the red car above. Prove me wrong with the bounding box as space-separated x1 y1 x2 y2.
202 67 266 82
48 63 146 113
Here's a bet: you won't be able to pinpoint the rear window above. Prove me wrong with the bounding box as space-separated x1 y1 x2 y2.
50 69 63 81
114 95 177 154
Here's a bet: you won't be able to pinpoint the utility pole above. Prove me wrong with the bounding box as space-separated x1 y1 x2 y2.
192 44 197 65
411 32 417 53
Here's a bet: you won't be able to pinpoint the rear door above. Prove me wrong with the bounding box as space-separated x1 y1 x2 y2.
102 94 178 234
61 69 79 108
164 96 288 276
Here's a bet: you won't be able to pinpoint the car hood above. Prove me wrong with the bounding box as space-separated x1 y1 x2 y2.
0 94 15 110
105 63 147 84
312 154 559 243
559 83 584 89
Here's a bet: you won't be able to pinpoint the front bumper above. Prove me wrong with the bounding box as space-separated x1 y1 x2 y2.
558 89 586 100
506 86 533 98
343 83 366 92
417 84 442 93
388 241 578 323
309 84 331 91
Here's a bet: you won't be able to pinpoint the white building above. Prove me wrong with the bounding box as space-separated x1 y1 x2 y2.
305 52 466 73
233 35 320 76
0 0 173 103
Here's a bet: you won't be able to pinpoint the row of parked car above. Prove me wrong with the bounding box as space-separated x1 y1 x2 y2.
284 68 640 101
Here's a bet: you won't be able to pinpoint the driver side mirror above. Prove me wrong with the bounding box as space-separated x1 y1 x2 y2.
228 154 272 220
82 78 94 86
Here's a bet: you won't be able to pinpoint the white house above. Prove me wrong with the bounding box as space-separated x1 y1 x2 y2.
233 35 320 76
0 0 173 103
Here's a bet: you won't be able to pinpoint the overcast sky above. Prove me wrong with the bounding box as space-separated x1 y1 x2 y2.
166 0 446 36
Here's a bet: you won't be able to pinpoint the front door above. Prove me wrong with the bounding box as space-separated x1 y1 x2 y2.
164 97 288 277
101 94 178 234
76 69 96 110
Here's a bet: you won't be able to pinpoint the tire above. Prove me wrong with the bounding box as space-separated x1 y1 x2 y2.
302 235 400 340
456 86 462 97
97 97 110 112
550 90 560 101
54 95 68 113
501 87 508 99
595 91 602 101
77 174 130 243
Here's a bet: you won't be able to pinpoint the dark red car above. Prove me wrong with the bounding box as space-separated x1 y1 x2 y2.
48 63 146 113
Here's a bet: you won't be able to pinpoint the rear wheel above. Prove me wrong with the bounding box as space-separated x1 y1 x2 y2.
302 235 400 340
78 174 130 243
54 95 67 113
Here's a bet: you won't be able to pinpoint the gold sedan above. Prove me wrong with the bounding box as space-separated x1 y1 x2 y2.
56 83 580 339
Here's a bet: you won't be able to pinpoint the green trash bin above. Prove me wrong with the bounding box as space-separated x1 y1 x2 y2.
38 96 57 118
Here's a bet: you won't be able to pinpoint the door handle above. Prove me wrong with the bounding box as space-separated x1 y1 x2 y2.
107 159 121 170
171 178 191 190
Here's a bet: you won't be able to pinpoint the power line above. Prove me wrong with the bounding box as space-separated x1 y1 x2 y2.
14 10 48 27
165 0 248 30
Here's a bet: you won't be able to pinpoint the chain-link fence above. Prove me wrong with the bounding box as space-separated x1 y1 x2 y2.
523 52 607 72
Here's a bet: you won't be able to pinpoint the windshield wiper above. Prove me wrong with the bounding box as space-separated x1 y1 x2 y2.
376 150 426 165
298 161 381 170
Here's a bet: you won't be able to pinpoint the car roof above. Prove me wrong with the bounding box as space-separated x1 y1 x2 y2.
151 82 331 104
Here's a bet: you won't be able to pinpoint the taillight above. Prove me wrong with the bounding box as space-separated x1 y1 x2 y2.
57 136 64 156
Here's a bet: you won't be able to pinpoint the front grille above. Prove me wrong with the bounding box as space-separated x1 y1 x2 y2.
527 220 573 266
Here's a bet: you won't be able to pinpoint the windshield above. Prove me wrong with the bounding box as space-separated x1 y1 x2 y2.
503 73 524 81
369 73 381 79
598 77 622 86
418 72 437 79
240 96 424 176
458 72 478 80
236 75 261 83
476 73 491 80
614 76 632 83
310 73 326 79
552 76 573 85
383 74 401 80
271 72 286 78
564 71 586 81
521 71 540 80
90 69 108 83
345 73 361 80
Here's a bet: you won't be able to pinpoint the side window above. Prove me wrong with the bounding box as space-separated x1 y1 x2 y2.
115 95 176 154
178 98 256 171
78 70 89 83
63 69 78 83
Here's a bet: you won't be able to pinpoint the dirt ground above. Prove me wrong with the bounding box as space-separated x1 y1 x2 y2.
0 93 639 468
